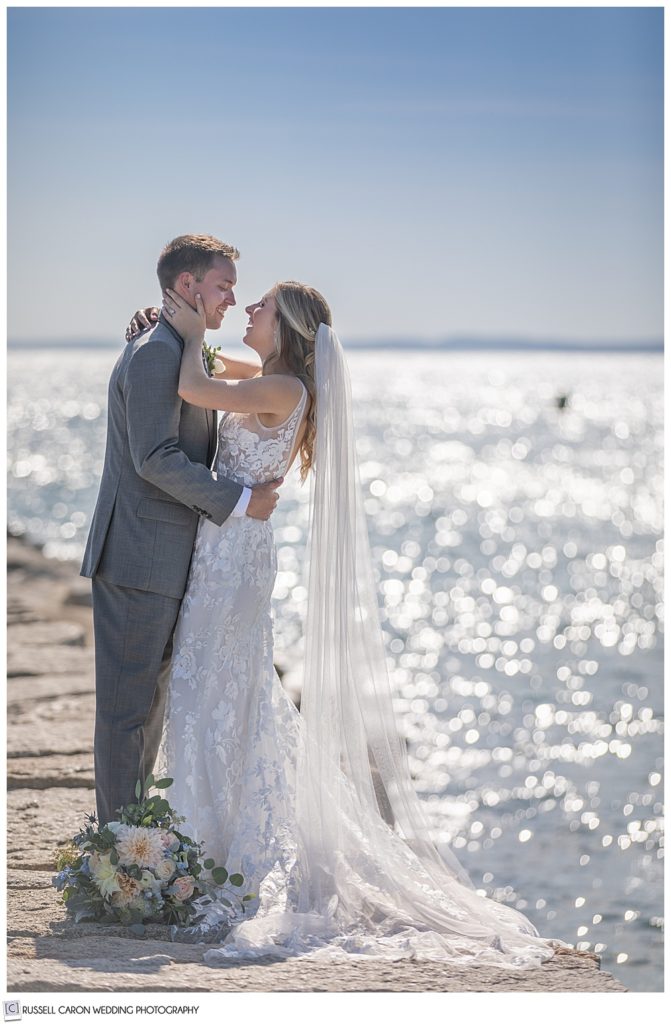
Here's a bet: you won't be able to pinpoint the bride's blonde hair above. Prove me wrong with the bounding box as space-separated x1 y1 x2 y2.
268 281 332 482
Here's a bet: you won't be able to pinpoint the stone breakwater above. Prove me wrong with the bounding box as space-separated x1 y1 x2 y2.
6 534 627 993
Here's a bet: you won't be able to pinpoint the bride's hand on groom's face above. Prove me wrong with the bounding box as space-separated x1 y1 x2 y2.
125 307 159 342
163 288 207 344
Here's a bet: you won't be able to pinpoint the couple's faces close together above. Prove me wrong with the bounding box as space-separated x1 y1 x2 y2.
171 254 278 360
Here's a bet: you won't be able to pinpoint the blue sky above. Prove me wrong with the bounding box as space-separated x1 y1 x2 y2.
7 6 664 344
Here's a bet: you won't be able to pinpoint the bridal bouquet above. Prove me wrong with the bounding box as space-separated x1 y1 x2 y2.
52 774 254 930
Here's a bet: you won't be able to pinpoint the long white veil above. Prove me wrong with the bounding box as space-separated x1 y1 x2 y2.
289 323 556 961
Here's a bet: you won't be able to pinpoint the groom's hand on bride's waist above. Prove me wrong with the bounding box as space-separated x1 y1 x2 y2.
245 478 283 521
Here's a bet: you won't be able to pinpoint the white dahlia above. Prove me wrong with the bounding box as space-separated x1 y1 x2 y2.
115 825 165 869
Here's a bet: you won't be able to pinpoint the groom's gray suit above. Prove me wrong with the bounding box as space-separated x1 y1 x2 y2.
81 314 243 825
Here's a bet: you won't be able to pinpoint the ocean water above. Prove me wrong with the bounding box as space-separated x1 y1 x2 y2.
7 346 664 990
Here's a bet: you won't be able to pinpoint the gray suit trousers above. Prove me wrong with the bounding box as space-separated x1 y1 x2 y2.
91 578 181 825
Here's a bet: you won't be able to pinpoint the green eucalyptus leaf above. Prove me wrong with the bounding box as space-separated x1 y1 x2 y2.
203 858 215 870
144 773 155 790
155 778 173 789
242 894 256 901
229 873 244 887
135 780 142 799
211 867 228 886
109 849 119 865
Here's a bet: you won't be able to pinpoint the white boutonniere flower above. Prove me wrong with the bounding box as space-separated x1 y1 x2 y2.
202 342 225 377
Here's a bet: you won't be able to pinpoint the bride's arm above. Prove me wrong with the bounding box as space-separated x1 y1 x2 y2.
211 353 261 381
169 291 300 416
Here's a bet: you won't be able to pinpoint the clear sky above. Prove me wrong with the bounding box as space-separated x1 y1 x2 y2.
7 5 664 345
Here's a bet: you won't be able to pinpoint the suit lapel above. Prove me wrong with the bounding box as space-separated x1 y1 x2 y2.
202 352 218 467
207 408 218 467
159 314 217 466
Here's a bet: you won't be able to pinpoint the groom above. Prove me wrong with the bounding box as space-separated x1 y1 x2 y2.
81 234 281 826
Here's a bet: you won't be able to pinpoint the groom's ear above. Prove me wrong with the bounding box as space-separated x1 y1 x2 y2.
174 271 194 299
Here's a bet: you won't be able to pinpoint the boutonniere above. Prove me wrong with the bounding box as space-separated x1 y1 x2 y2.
203 342 226 377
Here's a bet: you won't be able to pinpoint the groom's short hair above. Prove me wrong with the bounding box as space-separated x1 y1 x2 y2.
157 234 240 291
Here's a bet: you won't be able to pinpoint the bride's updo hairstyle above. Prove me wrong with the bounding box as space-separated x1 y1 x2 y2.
269 280 332 482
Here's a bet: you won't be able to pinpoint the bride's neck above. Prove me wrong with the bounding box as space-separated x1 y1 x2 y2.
261 354 292 377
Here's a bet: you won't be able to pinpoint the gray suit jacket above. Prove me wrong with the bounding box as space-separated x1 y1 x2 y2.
80 315 242 599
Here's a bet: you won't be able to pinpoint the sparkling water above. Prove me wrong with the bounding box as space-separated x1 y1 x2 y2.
7 346 664 989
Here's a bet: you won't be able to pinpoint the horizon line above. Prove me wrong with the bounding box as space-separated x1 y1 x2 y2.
7 335 664 353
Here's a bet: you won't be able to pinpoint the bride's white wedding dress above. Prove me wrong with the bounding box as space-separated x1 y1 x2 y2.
157 338 557 967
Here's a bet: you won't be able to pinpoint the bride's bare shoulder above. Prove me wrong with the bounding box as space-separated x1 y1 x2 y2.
274 373 306 395
256 374 306 427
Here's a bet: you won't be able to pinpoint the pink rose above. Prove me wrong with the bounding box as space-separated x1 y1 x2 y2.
159 831 179 851
172 876 195 902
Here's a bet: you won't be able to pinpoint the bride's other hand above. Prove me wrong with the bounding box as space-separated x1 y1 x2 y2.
163 288 206 344
246 478 284 521
125 306 159 342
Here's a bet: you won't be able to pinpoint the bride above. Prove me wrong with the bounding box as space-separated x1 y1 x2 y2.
140 280 559 966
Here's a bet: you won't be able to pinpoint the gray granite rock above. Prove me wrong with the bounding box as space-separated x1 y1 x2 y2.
9 869 56 890
8 694 95 757
8 621 86 647
63 578 93 607
7 877 627 992
8 958 628 993
7 753 95 792
7 674 94 706
7 789 97 869
7 645 94 678
8 947 628 992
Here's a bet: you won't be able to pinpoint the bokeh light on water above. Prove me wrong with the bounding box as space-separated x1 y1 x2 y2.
8 347 664 989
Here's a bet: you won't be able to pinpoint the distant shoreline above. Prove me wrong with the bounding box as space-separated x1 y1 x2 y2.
7 338 665 353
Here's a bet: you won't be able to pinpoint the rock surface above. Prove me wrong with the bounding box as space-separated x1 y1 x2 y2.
6 534 627 993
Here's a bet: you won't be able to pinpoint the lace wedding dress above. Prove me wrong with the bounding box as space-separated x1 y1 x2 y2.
157 356 557 967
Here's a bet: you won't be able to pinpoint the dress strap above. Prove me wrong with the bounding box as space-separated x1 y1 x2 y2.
283 380 310 474
254 378 308 432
